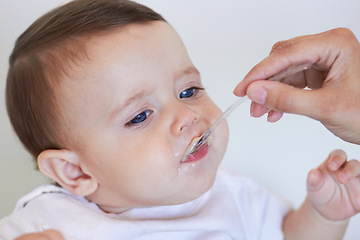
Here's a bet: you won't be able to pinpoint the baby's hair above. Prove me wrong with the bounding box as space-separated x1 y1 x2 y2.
6 0 165 160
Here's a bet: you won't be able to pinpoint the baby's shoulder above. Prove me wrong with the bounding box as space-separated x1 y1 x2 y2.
13 184 89 212
0 184 100 237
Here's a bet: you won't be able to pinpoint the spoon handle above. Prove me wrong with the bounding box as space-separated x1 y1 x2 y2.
209 62 313 133
190 63 313 153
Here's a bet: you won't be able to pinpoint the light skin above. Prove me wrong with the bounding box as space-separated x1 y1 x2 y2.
14 230 64 240
38 22 229 213
234 28 360 145
284 149 360 239
233 27 360 239
19 24 360 239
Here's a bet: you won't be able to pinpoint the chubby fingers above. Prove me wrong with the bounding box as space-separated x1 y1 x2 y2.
326 149 348 172
336 159 360 184
307 149 347 191
326 149 360 184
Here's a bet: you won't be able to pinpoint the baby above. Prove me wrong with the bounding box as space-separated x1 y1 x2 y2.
1 0 359 239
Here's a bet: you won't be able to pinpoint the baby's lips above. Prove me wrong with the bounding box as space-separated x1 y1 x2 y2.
181 136 201 162
182 134 214 162
186 136 202 152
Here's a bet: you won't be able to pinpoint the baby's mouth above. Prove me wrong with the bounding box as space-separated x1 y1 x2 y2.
181 135 212 162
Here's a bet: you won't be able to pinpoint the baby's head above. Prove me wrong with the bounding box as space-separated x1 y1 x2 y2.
6 0 229 213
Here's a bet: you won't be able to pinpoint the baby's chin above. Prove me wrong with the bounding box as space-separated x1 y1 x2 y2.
180 168 219 203
170 135 228 205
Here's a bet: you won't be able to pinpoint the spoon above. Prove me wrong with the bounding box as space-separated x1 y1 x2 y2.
182 63 313 160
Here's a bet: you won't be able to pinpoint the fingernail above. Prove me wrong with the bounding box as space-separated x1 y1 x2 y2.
250 103 254 117
267 111 273 122
329 161 338 171
233 81 243 96
248 85 267 105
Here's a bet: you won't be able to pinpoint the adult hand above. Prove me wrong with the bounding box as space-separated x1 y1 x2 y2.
234 28 360 145
14 230 64 240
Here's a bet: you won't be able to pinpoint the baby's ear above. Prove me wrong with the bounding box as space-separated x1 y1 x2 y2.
37 149 98 196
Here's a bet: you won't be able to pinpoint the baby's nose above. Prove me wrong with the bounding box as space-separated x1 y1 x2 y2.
171 104 200 135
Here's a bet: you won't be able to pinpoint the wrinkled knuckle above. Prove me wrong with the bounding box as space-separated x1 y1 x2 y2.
247 64 268 80
331 27 354 38
328 28 358 50
314 100 339 122
249 64 261 74
271 93 294 112
270 40 293 55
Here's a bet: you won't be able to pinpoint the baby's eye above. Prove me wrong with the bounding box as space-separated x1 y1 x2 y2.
127 109 152 126
179 87 204 99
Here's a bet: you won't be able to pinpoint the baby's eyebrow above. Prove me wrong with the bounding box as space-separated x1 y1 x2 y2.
176 66 201 80
108 90 149 123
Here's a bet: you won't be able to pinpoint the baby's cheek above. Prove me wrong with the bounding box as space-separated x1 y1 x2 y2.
213 104 223 117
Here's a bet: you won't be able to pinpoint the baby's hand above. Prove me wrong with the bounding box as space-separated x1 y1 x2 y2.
307 149 360 220
14 230 64 240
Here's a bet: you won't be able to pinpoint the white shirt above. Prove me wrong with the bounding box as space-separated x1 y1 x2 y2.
0 171 290 240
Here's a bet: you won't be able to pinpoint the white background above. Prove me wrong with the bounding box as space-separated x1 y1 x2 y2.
0 0 359 239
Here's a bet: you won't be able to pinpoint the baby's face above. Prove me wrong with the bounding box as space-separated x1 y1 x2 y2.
59 22 229 212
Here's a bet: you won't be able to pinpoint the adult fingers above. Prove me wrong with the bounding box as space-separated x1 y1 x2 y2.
233 28 350 97
245 80 333 121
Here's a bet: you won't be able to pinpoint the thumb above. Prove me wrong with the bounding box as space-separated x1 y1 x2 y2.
307 169 324 192
247 80 325 120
